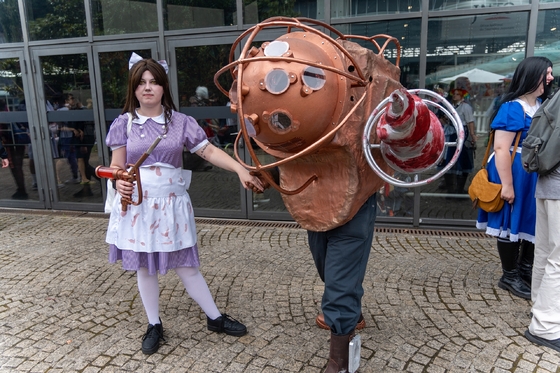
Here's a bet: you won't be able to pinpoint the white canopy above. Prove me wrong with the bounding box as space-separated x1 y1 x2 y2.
439 68 505 83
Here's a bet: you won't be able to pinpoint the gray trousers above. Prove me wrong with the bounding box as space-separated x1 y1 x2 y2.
530 198 560 340
307 193 377 335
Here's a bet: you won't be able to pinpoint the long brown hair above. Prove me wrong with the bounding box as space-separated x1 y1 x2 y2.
122 58 176 123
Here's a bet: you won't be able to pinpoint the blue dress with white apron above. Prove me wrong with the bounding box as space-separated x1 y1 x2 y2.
476 99 539 243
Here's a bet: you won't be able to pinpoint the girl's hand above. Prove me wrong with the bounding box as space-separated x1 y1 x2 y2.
115 179 134 199
239 169 264 193
501 184 515 204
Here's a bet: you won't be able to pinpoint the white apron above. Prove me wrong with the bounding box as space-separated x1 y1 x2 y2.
106 163 196 253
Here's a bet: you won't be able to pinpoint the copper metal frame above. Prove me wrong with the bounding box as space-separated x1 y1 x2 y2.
214 17 401 195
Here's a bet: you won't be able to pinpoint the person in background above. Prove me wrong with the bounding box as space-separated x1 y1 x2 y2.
476 56 554 300
438 77 476 195
73 98 98 198
525 74 560 353
56 93 80 186
104 54 263 355
0 142 9 168
525 133 560 352
0 99 29 199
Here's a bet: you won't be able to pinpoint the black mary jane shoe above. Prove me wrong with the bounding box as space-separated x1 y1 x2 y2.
207 313 247 337
141 320 164 355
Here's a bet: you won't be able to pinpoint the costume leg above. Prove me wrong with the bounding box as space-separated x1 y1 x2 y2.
174 266 221 320
532 199 548 300
7 146 26 194
529 199 560 340
137 267 160 325
308 230 328 282
322 193 376 336
496 239 531 300
325 330 356 373
456 173 469 194
518 240 535 286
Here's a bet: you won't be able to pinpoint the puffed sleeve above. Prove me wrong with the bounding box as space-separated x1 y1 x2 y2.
490 101 525 132
182 114 209 153
105 114 129 149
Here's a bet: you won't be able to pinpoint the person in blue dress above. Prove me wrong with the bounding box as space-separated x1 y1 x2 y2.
476 56 554 300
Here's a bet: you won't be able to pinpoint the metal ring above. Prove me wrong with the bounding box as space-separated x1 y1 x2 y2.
362 88 465 188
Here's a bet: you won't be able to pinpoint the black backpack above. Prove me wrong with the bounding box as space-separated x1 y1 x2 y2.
521 91 560 175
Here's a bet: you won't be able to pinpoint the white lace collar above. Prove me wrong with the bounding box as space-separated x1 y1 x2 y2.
132 108 167 124
515 98 539 117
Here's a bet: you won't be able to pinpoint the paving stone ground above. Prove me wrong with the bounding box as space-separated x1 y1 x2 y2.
0 211 559 373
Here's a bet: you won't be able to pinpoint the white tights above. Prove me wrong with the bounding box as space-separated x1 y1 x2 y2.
136 266 221 325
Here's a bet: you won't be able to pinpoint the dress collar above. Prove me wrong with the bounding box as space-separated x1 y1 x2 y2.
132 108 167 124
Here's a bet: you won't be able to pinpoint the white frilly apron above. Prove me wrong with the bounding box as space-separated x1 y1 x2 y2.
105 163 196 253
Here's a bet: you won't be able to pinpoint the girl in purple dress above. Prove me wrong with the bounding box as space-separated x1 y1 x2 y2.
105 55 263 355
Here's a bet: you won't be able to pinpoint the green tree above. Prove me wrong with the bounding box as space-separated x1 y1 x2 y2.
0 0 23 43
26 0 86 41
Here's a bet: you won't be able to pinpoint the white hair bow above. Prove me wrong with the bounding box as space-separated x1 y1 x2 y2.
128 52 169 74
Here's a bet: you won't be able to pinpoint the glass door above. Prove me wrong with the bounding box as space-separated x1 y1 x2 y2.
31 46 102 210
0 50 47 208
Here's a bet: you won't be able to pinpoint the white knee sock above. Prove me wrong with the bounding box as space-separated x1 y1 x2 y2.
174 267 221 320
137 267 161 325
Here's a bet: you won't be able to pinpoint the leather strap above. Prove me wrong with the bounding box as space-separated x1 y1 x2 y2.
480 130 521 168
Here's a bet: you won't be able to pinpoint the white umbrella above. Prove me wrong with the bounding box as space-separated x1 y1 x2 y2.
439 68 505 83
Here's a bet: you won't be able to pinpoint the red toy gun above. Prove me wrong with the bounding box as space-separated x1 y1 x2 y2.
95 135 164 211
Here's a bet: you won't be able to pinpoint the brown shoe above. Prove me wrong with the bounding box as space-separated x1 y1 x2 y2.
316 313 365 330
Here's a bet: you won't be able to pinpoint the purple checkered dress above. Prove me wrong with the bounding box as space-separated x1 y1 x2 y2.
105 110 208 275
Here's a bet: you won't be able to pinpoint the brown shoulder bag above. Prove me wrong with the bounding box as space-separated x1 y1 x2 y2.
468 130 521 212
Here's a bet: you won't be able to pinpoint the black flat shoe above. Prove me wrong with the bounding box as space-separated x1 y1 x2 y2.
207 313 247 336
141 320 164 355
525 329 560 353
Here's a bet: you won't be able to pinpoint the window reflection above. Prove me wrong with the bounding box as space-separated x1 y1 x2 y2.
92 0 157 36
40 54 102 204
176 45 243 210
25 0 86 41
243 0 319 24
332 0 420 18
164 0 236 30
429 0 530 11
334 19 421 88
422 12 529 220
0 58 33 201
0 0 23 43
536 9 560 81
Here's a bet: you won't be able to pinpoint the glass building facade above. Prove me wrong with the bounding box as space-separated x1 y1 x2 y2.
1 0 559 228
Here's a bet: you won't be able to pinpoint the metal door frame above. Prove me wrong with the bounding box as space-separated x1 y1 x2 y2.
0 48 48 209
29 45 101 211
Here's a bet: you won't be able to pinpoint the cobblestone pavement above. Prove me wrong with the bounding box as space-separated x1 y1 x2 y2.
1 211 559 373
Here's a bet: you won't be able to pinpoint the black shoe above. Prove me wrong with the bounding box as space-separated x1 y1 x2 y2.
207 313 247 336
11 191 29 200
519 263 532 286
525 330 560 353
141 320 164 355
498 270 531 300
